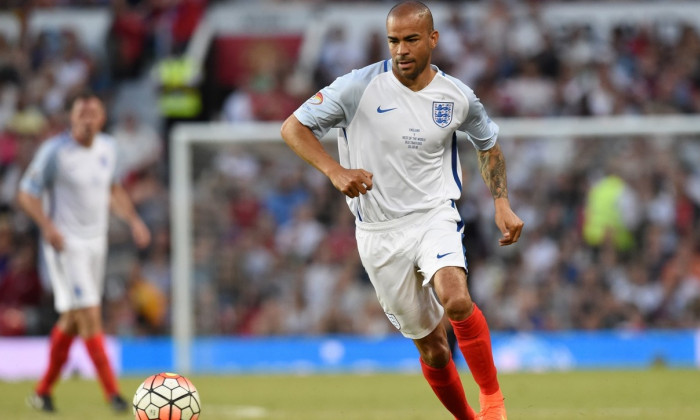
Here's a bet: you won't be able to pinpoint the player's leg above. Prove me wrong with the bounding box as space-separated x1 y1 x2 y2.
36 312 78 395
355 218 476 420
72 237 128 411
29 242 78 412
29 312 78 412
73 305 127 411
413 322 477 420
417 205 506 419
433 267 506 420
74 306 118 397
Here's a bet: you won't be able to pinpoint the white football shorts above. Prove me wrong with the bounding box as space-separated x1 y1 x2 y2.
355 202 466 339
40 235 107 313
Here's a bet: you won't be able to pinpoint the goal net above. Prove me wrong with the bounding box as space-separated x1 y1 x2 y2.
170 115 700 373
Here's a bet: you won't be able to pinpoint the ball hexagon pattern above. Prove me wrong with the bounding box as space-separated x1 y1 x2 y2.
132 372 201 420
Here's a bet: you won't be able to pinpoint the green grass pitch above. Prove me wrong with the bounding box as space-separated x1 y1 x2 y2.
3 369 699 419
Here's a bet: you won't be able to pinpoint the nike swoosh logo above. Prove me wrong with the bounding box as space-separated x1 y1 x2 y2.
437 252 455 259
377 106 397 113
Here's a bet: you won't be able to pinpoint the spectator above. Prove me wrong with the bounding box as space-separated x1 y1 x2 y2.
112 110 162 182
107 0 149 81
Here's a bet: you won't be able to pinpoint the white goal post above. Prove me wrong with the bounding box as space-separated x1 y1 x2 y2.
169 115 700 374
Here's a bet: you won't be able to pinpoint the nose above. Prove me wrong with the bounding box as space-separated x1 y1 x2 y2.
396 41 407 56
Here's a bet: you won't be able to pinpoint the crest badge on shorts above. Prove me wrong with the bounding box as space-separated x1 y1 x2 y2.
432 101 454 128
385 313 401 331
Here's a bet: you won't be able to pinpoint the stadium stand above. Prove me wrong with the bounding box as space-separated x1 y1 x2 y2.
0 1 699 339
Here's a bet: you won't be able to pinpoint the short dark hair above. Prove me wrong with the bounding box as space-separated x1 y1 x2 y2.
65 88 101 111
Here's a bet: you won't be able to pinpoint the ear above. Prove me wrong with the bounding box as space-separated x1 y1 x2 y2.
430 30 439 49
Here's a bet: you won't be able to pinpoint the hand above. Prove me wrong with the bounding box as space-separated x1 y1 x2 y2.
328 167 373 198
494 198 524 246
43 224 65 252
130 218 151 249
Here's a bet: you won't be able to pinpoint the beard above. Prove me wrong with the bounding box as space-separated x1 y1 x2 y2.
393 56 427 80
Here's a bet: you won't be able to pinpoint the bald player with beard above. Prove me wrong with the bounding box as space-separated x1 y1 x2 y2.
281 2 522 419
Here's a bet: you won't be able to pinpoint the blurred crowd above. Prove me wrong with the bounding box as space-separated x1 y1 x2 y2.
1 1 699 338
0 0 201 335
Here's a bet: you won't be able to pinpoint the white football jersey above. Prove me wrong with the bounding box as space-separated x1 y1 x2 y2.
294 59 499 223
20 132 118 239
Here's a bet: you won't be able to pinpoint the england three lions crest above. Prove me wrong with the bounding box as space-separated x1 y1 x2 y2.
432 101 454 128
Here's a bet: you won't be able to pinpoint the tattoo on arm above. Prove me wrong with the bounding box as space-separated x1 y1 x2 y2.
477 144 508 199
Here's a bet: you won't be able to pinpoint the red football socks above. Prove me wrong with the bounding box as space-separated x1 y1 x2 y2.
450 304 500 395
84 334 119 399
420 357 476 420
36 326 75 395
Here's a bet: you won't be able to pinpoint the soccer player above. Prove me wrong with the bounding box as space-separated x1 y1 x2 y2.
18 91 151 413
280 2 523 419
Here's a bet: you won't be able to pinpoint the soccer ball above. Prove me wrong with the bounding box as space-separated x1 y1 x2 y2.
132 372 201 420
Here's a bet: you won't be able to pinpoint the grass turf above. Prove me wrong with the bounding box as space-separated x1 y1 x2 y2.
3 368 699 419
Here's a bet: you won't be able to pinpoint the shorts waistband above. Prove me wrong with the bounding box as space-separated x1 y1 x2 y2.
355 205 447 232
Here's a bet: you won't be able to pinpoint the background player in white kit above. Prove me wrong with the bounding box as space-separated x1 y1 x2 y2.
18 91 151 413
281 2 523 419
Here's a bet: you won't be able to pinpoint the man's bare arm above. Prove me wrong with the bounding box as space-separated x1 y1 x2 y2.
476 143 524 245
280 115 373 198
110 184 151 248
477 143 508 200
16 190 64 250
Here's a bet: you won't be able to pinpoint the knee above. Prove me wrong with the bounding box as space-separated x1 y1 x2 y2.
442 295 474 321
73 307 102 337
434 267 474 321
420 341 452 368
57 312 78 335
